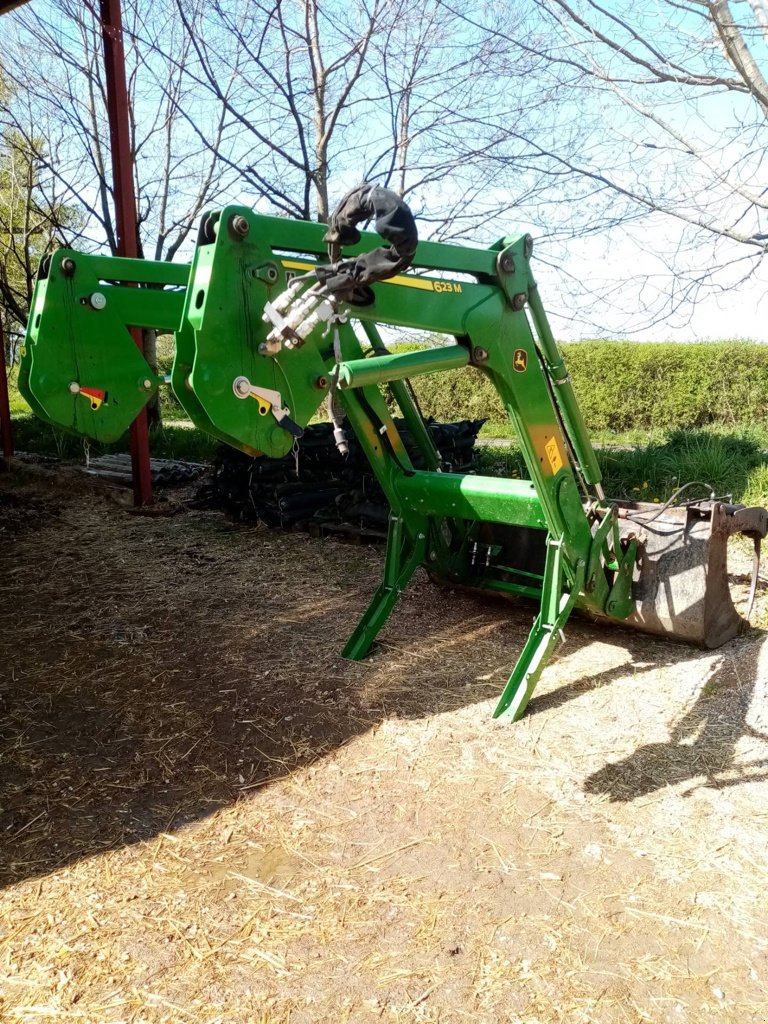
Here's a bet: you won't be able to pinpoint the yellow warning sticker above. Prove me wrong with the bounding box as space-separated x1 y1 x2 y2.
79 386 107 411
545 436 563 475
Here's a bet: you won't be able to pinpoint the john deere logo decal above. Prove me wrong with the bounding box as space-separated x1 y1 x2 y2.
513 349 528 372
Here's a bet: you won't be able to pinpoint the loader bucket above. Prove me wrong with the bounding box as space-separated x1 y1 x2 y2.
612 499 767 648
481 500 767 649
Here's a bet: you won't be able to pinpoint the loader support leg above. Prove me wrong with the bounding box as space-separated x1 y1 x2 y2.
343 513 427 661
493 538 581 722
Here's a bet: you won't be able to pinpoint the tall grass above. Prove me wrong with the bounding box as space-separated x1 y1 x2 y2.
477 429 768 506
10 413 218 464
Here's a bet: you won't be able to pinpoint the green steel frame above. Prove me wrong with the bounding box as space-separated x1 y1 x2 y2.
19 207 639 720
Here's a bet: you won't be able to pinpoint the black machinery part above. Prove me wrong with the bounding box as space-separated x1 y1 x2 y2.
317 183 418 302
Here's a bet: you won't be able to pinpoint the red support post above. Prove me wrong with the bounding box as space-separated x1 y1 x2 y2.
0 317 13 468
99 0 152 506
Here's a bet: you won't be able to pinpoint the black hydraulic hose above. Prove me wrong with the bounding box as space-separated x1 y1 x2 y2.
317 183 418 301
624 481 717 525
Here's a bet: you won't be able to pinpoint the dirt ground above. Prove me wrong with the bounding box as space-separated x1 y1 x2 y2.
1 464 768 1024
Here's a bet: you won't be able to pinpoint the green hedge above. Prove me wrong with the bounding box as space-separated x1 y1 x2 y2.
407 341 768 433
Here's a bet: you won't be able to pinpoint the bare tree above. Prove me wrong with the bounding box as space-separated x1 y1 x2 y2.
11 0 729 346
2 0 236 259
0 80 80 356
168 0 398 222
0 0 238 415
363 0 561 238
511 0 768 331
166 0 575 240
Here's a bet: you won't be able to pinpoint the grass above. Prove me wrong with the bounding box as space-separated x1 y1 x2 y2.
480 418 768 450
480 421 666 445
476 428 768 506
599 431 766 504
10 412 219 463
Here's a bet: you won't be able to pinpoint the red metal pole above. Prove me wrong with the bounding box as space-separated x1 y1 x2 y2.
100 0 152 506
0 317 13 468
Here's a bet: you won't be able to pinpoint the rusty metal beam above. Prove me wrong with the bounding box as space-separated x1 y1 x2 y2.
99 0 153 506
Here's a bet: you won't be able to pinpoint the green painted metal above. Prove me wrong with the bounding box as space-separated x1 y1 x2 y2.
20 207 647 721
524 281 603 489
338 345 470 390
396 472 544 529
175 208 332 457
20 250 187 443
342 512 428 661
493 537 582 721
359 323 443 474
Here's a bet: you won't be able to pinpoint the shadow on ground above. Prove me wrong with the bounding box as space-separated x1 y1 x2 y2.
581 639 768 801
528 622 768 801
1 469 525 888
1 466 766 888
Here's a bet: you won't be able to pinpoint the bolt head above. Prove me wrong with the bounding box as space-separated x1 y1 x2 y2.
233 375 251 397
231 215 250 237
498 252 515 274
60 257 76 276
89 292 107 311
69 381 81 394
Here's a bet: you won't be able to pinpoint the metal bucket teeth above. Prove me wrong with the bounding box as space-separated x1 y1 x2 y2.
614 501 767 648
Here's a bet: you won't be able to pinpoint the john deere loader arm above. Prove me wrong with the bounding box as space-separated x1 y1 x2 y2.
20 251 188 442
20 188 768 721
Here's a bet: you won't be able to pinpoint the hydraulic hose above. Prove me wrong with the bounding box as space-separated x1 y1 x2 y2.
317 183 418 301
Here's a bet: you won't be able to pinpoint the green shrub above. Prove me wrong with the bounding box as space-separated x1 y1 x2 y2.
406 341 768 433
473 429 768 506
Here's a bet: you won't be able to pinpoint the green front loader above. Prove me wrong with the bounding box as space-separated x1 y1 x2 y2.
19 188 768 720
